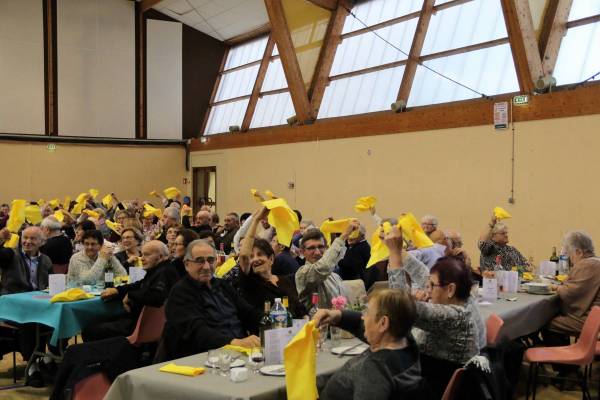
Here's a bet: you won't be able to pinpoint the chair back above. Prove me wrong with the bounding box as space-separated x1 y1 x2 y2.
127 306 166 346
573 305 600 364
52 264 68 274
486 313 504 346
441 368 466 400
72 372 111 400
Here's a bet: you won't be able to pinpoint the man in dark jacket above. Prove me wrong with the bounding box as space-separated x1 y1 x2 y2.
82 240 178 342
337 224 371 281
215 213 239 254
162 239 260 360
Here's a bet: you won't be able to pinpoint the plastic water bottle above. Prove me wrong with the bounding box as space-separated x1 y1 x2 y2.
269 298 287 329
558 254 569 274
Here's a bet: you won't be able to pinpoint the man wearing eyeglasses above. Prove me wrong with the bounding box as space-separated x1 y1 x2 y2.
161 239 261 360
296 222 359 310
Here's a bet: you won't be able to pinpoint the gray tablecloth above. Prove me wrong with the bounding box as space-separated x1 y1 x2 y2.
477 292 560 341
104 338 362 400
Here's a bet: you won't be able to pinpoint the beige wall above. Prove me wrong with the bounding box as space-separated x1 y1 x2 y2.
191 113 600 267
0 141 188 204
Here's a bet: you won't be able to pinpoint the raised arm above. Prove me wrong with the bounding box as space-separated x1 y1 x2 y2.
237 207 269 274
384 226 429 290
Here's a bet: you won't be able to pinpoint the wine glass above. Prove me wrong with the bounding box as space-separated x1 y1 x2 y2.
249 346 264 374
218 351 233 377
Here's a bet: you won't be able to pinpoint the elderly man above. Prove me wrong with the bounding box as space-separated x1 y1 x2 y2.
40 216 73 267
421 215 445 244
478 215 527 271
158 207 180 244
82 241 178 342
162 239 261 360
444 229 473 269
337 224 371 281
193 210 212 232
215 212 239 254
296 223 358 309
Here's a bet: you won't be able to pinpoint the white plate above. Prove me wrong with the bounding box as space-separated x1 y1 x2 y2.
88 290 103 296
204 359 245 368
259 364 285 376
331 345 368 356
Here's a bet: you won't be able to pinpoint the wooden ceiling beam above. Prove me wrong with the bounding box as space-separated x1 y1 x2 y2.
264 0 313 123
140 0 162 13
224 24 271 46
307 0 337 11
396 0 435 104
539 0 573 76
308 3 349 117
501 0 544 93
241 36 276 131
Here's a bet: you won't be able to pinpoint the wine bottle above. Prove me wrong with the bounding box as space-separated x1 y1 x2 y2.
259 301 271 347
282 296 293 327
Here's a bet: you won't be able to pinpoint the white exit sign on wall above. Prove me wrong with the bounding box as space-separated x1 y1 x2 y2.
46 144 56 152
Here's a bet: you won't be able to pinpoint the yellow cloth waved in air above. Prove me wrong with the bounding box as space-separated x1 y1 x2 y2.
53 210 64 222
262 198 299 247
159 363 205 377
163 187 181 200
354 196 377 212
264 190 276 199
493 207 511 220
7 199 27 233
398 213 433 249
75 192 89 204
102 194 113 208
48 199 60 209
222 345 251 356
367 221 392 268
88 189 99 199
63 196 71 210
215 257 237 278
3 233 19 249
50 288 94 303
83 209 100 219
320 218 359 246
143 204 162 219
250 188 264 203
284 320 319 400
37 199 45 206
24 204 42 225
105 220 122 234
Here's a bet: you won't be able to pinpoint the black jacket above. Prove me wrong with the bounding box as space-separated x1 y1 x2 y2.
338 240 371 281
0 248 52 295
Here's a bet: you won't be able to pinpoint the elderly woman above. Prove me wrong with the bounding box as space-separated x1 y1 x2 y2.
478 214 527 271
236 207 307 318
314 289 427 400
172 229 199 278
68 229 126 285
385 226 485 398
114 227 143 273
166 224 182 257
421 214 445 244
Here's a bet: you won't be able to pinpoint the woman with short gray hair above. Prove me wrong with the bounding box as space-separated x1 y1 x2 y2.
477 214 528 271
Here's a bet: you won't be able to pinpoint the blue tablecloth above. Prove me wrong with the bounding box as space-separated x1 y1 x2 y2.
0 291 124 345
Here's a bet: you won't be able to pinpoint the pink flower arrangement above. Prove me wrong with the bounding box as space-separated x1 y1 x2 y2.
331 296 347 310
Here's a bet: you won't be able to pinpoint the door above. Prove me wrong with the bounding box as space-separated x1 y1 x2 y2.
193 167 216 211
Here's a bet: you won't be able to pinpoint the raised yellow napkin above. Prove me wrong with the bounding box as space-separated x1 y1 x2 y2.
88 189 99 199
163 187 181 200
6 199 27 233
265 190 276 199
159 363 205 377
215 257 237 278
63 196 71 210
319 218 359 246
494 207 511 220
354 196 377 212
250 188 263 203
105 220 121 234
24 204 42 225
71 202 85 216
37 199 45 206
3 233 19 248
143 204 162 219
50 288 94 303
398 213 433 249
75 192 89 204
83 209 100 219
53 210 64 223
102 194 113 208
48 199 60 209
284 320 319 400
149 190 157 197
222 345 251 356
367 222 392 268
262 198 299 247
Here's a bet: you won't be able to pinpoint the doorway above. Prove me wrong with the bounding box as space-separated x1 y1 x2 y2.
193 167 216 211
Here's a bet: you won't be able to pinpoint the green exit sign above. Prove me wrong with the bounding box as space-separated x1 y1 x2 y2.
46 143 56 152
513 94 529 105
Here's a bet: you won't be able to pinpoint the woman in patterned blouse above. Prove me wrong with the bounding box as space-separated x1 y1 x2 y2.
478 214 528 271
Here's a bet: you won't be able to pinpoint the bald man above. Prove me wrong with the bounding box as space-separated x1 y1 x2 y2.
192 210 212 232
82 241 179 342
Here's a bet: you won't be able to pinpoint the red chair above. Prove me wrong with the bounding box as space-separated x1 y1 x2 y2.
126 306 165 346
72 372 111 400
524 306 600 400
441 368 465 400
486 313 504 346
52 264 68 274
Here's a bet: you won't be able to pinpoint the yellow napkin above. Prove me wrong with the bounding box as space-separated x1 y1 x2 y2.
265 190 276 199
159 363 205 377
143 204 162 219
284 320 319 400
6 199 27 233
398 213 433 249
37 199 45 206
88 189 99 199
222 345 251 356
102 194 113 208
319 218 359 246
163 187 181 200
3 233 19 248
75 192 89 203
50 288 94 303
53 210 64 223
63 196 71 210
354 196 377 212
71 202 85 216
494 206 511 220
250 188 263 203
262 198 299 247
367 222 392 268
522 272 534 281
48 199 60 209
24 204 42 225
556 274 568 282
215 257 237 278
105 220 121 234
149 190 157 197
83 209 100 219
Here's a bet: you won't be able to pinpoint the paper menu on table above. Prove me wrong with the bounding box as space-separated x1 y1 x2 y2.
482 278 497 302
504 271 519 293
49 274 66 296
129 267 146 284
264 320 307 365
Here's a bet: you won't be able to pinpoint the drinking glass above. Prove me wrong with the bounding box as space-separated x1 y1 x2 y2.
249 346 264 374
329 326 340 348
317 325 328 351
207 349 219 374
218 351 233 377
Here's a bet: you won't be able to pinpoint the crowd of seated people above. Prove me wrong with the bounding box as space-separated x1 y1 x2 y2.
0 191 598 399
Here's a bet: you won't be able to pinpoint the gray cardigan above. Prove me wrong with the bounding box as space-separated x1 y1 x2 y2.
0 248 52 295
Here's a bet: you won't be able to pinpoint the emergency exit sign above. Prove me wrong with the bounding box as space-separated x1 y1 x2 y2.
513 94 529 105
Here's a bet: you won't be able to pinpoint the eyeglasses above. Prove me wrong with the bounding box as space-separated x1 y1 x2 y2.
304 245 326 252
188 256 216 265
426 282 446 291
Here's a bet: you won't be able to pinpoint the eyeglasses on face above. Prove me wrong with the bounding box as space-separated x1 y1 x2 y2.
304 245 326 252
188 256 216 265
426 281 446 291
